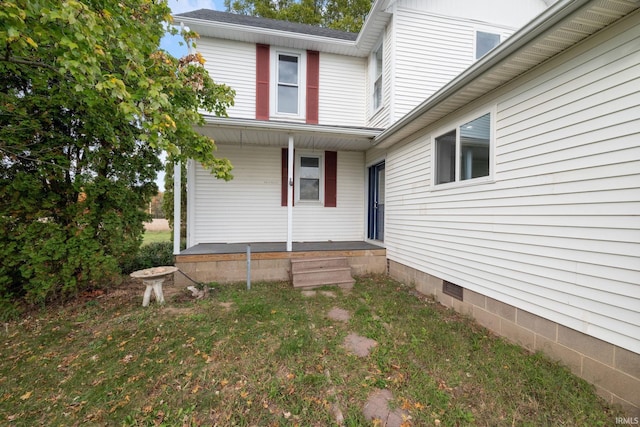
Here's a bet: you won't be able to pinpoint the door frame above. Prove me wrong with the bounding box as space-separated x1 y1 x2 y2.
367 161 385 241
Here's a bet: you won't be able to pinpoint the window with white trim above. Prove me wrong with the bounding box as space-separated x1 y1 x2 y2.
372 43 383 111
295 153 323 202
475 31 501 59
277 54 299 114
271 50 307 119
435 113 491 185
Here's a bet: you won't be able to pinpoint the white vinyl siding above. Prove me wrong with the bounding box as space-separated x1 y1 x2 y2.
383 19 640 353
293 151 365 241
392 7 514 122
397 0 548 29
190 146 365 244
318 53 366 126
197 37 256 119
190 145 285 244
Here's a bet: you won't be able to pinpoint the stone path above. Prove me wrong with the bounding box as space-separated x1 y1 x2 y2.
302 291 408 427
363 389 409 427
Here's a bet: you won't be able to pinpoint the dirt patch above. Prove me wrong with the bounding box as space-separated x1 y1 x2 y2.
363 388 408 427
161 306 197 316
327 307 350 322
343 332 377 357
218 302 233 310
300 290 317 298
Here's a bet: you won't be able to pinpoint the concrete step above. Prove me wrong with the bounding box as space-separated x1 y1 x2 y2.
291 257 355 290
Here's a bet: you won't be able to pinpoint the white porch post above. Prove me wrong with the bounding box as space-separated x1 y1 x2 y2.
173 160 181 255
287 135 294 252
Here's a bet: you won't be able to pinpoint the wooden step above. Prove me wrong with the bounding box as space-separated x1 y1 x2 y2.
291 257 349 273
291 257 355 290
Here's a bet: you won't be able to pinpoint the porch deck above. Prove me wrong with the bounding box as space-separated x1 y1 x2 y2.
174 241 386 285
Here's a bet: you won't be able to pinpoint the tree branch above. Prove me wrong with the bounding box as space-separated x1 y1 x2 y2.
1 56 58 72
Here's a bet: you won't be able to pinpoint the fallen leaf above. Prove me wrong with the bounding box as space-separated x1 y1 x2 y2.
20 391 32 400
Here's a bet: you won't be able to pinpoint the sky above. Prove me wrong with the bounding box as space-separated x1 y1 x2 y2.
160 0 226 58
157 0 225 191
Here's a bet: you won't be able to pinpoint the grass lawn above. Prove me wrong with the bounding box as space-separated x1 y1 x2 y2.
0 276 622 425
142 230 172 246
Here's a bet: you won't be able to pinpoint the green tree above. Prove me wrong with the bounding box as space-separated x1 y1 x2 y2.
225 0 372 32
0 0 234 313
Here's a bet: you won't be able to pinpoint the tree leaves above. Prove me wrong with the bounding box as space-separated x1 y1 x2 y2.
225 0 373 32
0 0 235 308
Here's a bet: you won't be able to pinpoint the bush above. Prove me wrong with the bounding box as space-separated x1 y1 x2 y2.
121 241 174 274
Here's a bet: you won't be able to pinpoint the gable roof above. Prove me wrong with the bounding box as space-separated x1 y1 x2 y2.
172 0 392 56
373 0 640 148
175 9 358 41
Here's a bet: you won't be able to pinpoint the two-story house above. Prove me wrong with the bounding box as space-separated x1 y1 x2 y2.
173 0 640 416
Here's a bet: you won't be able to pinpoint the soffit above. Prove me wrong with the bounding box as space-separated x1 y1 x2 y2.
374 0 640 148
195 117 382 152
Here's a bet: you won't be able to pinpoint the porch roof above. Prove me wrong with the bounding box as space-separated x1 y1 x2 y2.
195 116 383 151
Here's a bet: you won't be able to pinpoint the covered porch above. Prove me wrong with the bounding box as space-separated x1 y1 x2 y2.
174 240 386 286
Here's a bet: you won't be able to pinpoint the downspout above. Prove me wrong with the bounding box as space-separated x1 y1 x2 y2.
173 159 181 255
287 135 294 252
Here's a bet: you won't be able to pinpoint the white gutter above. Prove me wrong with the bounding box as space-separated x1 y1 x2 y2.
373 0 591 146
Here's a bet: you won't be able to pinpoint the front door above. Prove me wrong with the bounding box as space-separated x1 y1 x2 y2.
368 162 385 241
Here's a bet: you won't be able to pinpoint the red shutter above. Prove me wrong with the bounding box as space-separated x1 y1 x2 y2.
256 44 270 120
281 148 294 206
324 151 337 207
306 50 319 124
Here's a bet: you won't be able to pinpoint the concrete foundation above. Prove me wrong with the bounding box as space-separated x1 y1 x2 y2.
175 248 386 286
388 259 640 418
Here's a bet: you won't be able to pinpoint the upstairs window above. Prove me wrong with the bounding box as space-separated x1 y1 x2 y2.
277 54 300 114
372 44 383 111
476 31 501 59
435 113 492 185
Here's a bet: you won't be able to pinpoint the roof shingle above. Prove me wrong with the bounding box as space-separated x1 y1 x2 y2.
175 9 358 41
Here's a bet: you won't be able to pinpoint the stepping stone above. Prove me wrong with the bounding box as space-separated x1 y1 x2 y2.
320 291 337 298
343 332 377 357
327 307 350 322
363 388 408 427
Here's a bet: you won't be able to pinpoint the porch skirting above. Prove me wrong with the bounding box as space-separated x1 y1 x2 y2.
387 259 640 418
174 242 386 286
